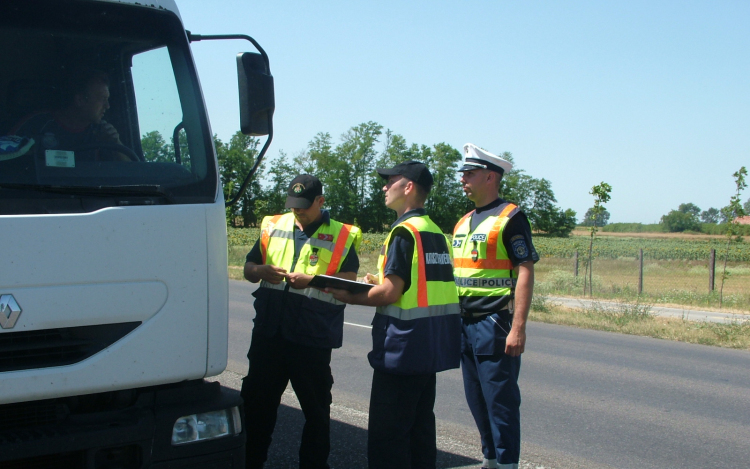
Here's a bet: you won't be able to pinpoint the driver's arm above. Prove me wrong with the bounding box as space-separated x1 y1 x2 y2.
95 120 132 161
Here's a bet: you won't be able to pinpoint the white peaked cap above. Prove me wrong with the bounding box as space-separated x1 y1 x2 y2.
459 143 513 174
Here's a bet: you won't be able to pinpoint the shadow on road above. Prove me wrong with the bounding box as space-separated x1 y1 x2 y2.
264 404 479 468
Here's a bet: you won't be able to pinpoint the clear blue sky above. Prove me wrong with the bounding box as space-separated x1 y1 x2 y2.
177 0 749 224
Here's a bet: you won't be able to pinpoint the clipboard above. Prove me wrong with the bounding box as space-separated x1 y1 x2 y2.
308 274 374 294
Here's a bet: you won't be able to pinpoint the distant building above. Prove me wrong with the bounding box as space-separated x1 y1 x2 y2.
734 215 750 225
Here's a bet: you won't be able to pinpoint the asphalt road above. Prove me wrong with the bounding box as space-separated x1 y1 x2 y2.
225 280 750 469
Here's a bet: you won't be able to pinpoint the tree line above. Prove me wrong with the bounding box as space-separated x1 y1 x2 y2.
660 200 750 233
142 122 578 236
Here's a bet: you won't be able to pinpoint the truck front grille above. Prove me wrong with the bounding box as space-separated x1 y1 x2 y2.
0 322 140 372
3 451 85 469
0 400 66 431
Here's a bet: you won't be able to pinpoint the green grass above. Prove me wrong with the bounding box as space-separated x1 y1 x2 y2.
530 296 750 350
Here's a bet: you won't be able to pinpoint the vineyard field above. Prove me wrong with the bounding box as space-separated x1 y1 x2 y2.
228 228 750 261
533 236 750 262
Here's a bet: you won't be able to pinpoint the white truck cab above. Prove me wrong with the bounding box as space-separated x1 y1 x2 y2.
0 1 273 467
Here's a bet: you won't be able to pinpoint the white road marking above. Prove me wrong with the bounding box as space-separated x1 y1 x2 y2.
344 321 372 329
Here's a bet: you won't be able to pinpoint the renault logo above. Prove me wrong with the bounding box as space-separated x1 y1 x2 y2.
0 294 22 329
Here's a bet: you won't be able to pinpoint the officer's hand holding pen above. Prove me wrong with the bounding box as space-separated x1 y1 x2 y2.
286 272 313 289
363 273 379 285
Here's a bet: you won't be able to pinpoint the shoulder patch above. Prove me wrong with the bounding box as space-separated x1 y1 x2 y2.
511 238 529 258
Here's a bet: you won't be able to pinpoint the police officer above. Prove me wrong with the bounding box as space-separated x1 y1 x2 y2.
453 145 538 469
241 174 362 469
328 161 461 469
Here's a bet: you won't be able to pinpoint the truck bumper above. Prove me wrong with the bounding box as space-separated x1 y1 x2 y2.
0 380 245 468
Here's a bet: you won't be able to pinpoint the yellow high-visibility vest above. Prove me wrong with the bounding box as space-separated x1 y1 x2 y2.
259 212 362 304
376 215 459 320
452 203 518 299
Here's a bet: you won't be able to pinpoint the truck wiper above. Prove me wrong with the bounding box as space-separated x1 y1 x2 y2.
0 183 174 202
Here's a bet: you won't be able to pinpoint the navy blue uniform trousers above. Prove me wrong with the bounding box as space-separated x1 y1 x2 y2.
241 331 333 469
368 369 437 469
460 313 521 466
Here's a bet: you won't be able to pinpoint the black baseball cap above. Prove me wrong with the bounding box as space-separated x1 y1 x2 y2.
376 161 433 192
285 174 323 209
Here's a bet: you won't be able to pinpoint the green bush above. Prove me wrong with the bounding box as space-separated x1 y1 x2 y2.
601 223 665 233
227 227 260 246
661 210 701 232
700 223 750 236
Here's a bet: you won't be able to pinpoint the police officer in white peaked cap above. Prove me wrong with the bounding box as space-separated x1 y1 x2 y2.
460 143 513 175
453 143 538 469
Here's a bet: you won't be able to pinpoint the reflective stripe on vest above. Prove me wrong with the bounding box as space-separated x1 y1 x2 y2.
259 279 345 305
452 203 518 298
261 214 283 265
377 302 459 321
401 221 429 307
454 277 517 288
376 215 459 321
327 223 352 276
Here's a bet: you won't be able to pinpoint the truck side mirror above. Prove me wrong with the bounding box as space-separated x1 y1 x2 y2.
237 52 274 136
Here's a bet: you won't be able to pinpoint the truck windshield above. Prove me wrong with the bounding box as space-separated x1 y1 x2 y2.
0 1 218 213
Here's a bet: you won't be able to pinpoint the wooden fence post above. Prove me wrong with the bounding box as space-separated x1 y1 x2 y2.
709 248 715 293
638 248 643 295
574 250 579 277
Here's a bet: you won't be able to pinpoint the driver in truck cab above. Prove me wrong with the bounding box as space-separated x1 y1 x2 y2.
11 67 129 162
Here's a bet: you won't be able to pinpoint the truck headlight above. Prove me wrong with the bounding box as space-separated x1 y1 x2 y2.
171 407 242 445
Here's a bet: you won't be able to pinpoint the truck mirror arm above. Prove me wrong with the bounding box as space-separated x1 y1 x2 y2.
224 121 272 208
186 32 270 70
186 32 273 208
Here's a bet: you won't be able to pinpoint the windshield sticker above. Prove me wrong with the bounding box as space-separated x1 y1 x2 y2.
45 150 75 168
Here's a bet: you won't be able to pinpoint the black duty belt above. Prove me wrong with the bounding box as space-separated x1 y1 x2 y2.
460 309 511 319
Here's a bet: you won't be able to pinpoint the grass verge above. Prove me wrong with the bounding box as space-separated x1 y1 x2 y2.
530 295 750 350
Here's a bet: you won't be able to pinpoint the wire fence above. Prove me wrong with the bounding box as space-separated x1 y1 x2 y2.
535 249 750 311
